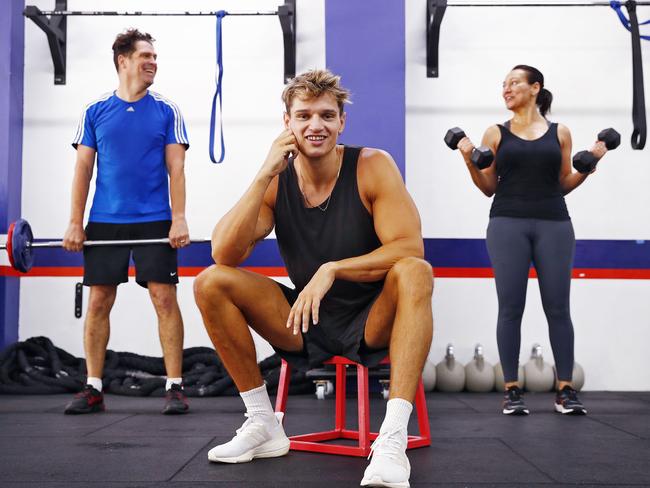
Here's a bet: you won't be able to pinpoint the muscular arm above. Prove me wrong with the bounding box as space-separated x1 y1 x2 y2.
330 149 424 282
63 145 95 251
211 129 295 266
211 175 276 266
166 143 189 247
458 125 499 197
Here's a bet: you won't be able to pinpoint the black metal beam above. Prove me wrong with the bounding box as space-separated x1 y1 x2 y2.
23 0 296 86
24 0 67 85
427 0 447 78
278 0 296 83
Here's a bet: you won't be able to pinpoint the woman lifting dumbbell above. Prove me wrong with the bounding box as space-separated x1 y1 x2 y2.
449 65 618 416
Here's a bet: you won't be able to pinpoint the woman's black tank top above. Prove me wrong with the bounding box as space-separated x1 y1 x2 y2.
490 122 570 220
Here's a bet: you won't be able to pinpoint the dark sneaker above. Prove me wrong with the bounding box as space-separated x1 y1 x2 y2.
502 386 530 415
555 385 587 415
64 385 105 414
162 384 189 415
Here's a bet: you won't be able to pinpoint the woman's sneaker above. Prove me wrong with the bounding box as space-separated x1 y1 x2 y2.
64 385 105 414
502 386 530 415
555 385 587 415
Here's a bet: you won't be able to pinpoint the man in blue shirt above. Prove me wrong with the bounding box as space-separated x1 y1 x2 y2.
63 29 190 415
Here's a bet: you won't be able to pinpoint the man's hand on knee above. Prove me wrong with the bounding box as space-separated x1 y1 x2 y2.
286 262 337 335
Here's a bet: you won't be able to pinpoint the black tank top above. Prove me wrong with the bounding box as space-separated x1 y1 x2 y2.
274 146 383 311
490 122 570 220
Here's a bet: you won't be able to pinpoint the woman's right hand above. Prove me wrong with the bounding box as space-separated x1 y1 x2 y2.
457 136 476 166
259 129 297 180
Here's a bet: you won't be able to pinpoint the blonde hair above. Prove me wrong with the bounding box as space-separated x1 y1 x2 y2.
282 69 351 114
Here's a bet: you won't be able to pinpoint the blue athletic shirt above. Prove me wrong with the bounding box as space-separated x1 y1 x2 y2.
72 90 189 223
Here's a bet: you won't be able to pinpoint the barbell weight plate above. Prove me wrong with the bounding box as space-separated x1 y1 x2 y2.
11 219 35 273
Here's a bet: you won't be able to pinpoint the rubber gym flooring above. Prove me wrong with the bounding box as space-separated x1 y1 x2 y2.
0 391 648 487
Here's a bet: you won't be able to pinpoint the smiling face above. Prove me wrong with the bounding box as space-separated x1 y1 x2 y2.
119 40 157 88
284 93 346 159
502 69 539 111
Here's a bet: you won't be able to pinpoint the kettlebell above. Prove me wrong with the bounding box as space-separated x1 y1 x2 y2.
465 344 496 392
494 362 525 391
553 362 585 391
523 343 554 392
435 344 465 392
421 357 437 392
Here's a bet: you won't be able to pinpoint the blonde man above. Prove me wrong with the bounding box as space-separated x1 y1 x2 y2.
195 69 433 487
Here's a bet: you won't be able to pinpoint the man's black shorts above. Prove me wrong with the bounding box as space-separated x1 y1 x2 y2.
83 220 178 288
272 282 388 371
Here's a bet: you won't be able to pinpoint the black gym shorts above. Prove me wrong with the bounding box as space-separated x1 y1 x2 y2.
83 220 178 288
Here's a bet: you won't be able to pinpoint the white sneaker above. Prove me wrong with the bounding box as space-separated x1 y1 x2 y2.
208 412 290 463
360 426 410 488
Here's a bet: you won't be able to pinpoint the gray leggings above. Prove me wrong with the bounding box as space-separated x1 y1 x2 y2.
486 217 575 383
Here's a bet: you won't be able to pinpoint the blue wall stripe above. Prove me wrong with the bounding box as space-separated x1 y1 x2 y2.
0 0 24 351
325 0 405 177
18 238 650 270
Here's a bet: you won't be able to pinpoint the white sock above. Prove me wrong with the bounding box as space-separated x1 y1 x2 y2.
87 376 103 392
381 398 413 434
240 383 276 426
166 377 183 391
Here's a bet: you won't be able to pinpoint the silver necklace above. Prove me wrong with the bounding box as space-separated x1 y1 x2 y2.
297 153 343 212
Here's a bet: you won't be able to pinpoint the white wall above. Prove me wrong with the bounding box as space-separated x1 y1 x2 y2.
19 0 325 362
17 0 650 389
406 3 650 390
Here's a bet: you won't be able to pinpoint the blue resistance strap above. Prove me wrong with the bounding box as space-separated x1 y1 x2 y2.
209 10 228 164
610 1 650 40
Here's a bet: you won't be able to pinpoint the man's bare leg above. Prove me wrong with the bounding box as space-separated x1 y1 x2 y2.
194 264 303 463
361 257 434 488
84 285 118 383
148 282 184 380
64 285 116 414
194 264 302 391
148 282 189 414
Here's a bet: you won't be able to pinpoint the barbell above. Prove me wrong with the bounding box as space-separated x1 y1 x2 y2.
1 218 210 273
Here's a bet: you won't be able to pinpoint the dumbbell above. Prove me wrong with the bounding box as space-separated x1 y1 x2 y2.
444 127 494 169
572 128 621 174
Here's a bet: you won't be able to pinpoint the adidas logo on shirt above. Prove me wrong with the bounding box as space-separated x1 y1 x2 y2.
126 106 135 112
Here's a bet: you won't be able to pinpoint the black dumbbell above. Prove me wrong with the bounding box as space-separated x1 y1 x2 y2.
572 128 620 174
444 127 494 170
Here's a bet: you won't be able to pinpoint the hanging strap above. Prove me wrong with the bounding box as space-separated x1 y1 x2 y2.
610 1 647 149
610 1 650 39
209 10 228 163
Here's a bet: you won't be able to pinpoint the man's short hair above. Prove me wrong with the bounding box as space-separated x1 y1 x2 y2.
112 29 155 72
282 69 351 114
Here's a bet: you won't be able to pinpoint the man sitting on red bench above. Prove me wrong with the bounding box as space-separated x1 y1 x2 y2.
194 69 433 488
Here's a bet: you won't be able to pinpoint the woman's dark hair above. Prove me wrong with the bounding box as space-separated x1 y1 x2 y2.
112 29 155 72
512 64 553 117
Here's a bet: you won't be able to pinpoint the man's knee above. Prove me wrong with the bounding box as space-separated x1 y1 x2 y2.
388 257 434 298
148 283 178 316
193 264 239 309
86 287 116 319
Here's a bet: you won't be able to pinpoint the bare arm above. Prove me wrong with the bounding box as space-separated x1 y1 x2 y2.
558 124 607 195
166 143 189 248
457 125 500 197
330 148 424 282
211 130 296 266
62 145 95 252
